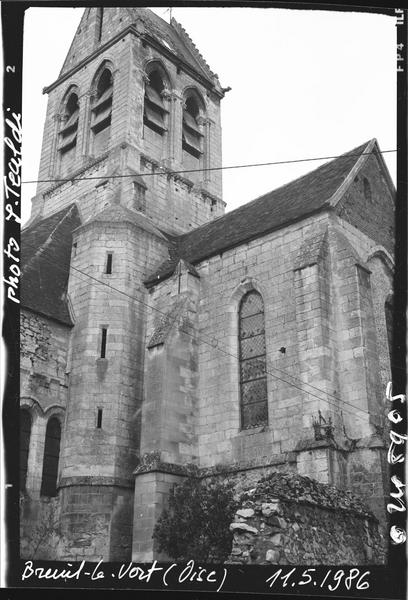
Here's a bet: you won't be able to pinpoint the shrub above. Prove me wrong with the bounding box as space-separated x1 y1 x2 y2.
153 468 238 562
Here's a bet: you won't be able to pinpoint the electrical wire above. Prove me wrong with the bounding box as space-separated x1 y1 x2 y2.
20 149 397 185
21 239 396 426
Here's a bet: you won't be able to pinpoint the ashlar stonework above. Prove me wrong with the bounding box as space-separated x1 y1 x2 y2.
20 7 394 562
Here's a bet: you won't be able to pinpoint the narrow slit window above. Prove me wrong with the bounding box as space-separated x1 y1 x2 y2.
363 177 372 202
100 327 107 358
239 290 268 429
106 253 113 274
97 409 103 428
97 7 104 41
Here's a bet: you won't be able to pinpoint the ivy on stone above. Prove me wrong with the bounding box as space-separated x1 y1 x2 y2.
153 467 238 562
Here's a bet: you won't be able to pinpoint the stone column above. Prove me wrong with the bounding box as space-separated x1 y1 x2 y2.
171 92 184 167
198 116 211 185
26 412 47 498
49 114 63 178
78 90 92 160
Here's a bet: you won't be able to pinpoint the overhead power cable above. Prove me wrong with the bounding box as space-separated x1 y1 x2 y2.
21 239 396 427
20 149 397 185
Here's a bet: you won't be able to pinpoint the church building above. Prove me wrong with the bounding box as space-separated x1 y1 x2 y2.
20 7 394 562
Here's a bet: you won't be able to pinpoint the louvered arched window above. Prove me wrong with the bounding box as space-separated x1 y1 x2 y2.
144 70 167 135
20 410 32 491
59 92 79 154
91 68 113 155
239 291 268 429
40 417 61 497
58 91 79 175
182 95 203 158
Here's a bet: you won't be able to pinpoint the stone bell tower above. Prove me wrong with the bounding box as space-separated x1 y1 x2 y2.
26 7 225 561
30 6 226 232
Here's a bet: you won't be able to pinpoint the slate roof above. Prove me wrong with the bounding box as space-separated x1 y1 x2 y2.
145 140 373 287
81 203 166 239
21 204 81 325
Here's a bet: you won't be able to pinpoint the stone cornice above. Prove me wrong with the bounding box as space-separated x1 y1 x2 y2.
59 476 134 489
43 25 222 98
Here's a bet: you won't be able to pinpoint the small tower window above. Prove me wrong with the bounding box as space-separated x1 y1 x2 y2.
20 410 32 491
91 68 113 154
363 177 372 202
239 291 268 429
40 417 61 497
97 408 103 429
143 71 167 135
105 253 113 274
182 96 203 158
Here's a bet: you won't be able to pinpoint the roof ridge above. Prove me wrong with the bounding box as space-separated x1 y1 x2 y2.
328 139 374 208
176 139 374 242
59 8 88 76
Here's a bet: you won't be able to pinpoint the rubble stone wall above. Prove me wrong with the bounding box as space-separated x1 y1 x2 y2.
228 472 386 565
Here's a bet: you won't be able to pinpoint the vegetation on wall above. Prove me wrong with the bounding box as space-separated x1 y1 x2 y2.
153 466 238 562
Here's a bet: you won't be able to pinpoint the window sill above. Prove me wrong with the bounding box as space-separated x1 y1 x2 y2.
237 424 269 436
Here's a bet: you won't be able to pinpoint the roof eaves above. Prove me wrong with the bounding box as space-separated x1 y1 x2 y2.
144 204 333 288
21 304 74 328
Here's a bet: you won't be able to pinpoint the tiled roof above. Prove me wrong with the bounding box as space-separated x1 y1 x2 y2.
21 205 81 325
145 140 373 286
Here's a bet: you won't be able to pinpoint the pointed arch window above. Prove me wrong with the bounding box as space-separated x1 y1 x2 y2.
239 291 268 429
20 410 32 491
144 70 167 135
91 68 113 135
40 417 61 497
182 95 203 158
58 92 79 154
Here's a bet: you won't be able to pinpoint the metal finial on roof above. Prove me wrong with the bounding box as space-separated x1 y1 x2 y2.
162 7 172 23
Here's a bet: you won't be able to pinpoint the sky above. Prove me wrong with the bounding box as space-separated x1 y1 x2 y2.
21 6 397 225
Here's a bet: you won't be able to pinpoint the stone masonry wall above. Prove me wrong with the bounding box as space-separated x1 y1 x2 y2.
20 310 70 558
228 472 386 565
